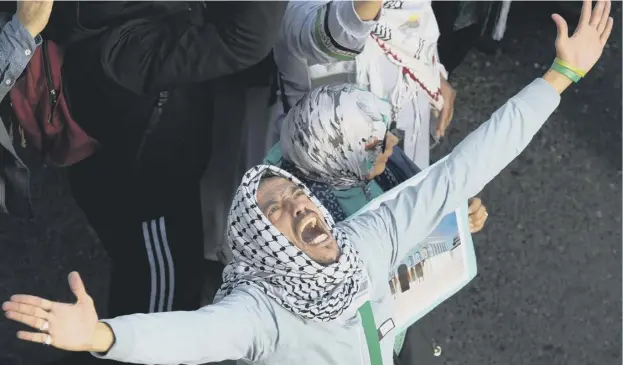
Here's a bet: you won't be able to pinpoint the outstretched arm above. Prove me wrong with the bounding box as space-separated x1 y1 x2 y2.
342 0 613 268
101 1 288 94
94 289 278 364
344 76 562 267
281 0 381 65
3 272 278 364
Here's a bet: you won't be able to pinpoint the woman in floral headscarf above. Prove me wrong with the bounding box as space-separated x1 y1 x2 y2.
263 83 489 362
272 0 457 171
265 83 488 232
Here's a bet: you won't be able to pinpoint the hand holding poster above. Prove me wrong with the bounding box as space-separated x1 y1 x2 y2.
352 158 478 332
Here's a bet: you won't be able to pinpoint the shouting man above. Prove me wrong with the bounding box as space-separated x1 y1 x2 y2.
1 1 614 364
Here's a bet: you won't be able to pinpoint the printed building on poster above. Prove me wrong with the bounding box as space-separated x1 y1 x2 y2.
389 234 458 295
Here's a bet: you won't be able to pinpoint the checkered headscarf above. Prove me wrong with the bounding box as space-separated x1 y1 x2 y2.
215 165 365 321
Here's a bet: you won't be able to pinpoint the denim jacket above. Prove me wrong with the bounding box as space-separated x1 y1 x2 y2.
0 14 41 217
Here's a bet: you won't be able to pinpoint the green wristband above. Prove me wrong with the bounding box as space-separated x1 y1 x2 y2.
550 62 582 83
555 58 587 77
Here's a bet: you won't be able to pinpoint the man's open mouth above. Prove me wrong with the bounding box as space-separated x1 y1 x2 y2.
298 216 329 245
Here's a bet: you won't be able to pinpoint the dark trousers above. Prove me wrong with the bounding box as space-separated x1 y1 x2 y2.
54 126 212 365
68 152 206 317
66 76 216 318
53 85 214 364
395 317 445 365
44 157 206 365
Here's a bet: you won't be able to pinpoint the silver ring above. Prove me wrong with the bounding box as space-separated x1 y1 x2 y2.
40 321 49 332
44 334 52 346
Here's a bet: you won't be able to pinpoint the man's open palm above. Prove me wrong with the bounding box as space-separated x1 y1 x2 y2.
552 0 614 72
2 272 99 351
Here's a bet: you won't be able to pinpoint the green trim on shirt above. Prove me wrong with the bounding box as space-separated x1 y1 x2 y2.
314 7 358 62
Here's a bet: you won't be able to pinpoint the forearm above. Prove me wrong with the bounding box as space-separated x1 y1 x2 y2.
91 289 275 364
92 310 242 364
542 69 574 94
353 0 382 21
348 76 562 266
282 1 378 65
213 1 288 72
102 2 287 94
428 76 562 218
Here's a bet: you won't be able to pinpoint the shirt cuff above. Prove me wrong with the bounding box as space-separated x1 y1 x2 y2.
11 15 41 48
91 319 135 361
434 48 448 79
315 1 378 60
0 15 41 89
519 78 562 116
438 65 448 80
332 0 379 38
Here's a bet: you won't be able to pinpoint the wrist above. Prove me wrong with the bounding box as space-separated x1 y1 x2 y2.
542 69 573 94
23 26 39 39
353 0 382 21
90 322 115 353
554 58 587 77
15 16 39 38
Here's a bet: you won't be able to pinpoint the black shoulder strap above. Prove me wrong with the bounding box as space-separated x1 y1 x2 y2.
134 90 169 169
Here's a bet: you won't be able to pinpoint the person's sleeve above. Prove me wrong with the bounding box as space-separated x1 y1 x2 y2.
435 46 448 80
427 5 448 79
0 15 41 100
100 2 288 94
282 1 378 65
341 79 561 267
92 288 279 364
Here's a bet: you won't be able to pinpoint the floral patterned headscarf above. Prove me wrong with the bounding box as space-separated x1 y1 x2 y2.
280 84 392 189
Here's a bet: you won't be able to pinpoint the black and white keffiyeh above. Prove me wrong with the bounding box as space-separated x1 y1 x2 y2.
215 164 365 321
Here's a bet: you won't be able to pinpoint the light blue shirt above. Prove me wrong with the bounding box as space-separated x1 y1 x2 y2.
0 14 41 215
0 14 41 99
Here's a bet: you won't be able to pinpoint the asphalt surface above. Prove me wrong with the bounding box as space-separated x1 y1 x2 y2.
0 2 621 365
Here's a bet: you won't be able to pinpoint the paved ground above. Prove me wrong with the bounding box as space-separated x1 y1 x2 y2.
0 2 621 365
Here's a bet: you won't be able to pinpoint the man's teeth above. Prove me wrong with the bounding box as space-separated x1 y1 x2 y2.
301 218 317 235
311 233 328 244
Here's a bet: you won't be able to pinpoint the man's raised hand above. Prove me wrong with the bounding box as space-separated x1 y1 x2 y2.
552 0 613 73
2 272 104 352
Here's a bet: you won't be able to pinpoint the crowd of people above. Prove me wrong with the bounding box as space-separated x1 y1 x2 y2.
0 1 613 365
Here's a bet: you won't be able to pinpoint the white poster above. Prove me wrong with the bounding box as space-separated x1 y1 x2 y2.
353 158 478 332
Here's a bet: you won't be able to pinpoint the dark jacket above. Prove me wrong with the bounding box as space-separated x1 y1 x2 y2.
61 1 285 146
2 1 286 217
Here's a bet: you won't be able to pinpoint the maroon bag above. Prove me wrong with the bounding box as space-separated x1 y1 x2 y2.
8 40 99 166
